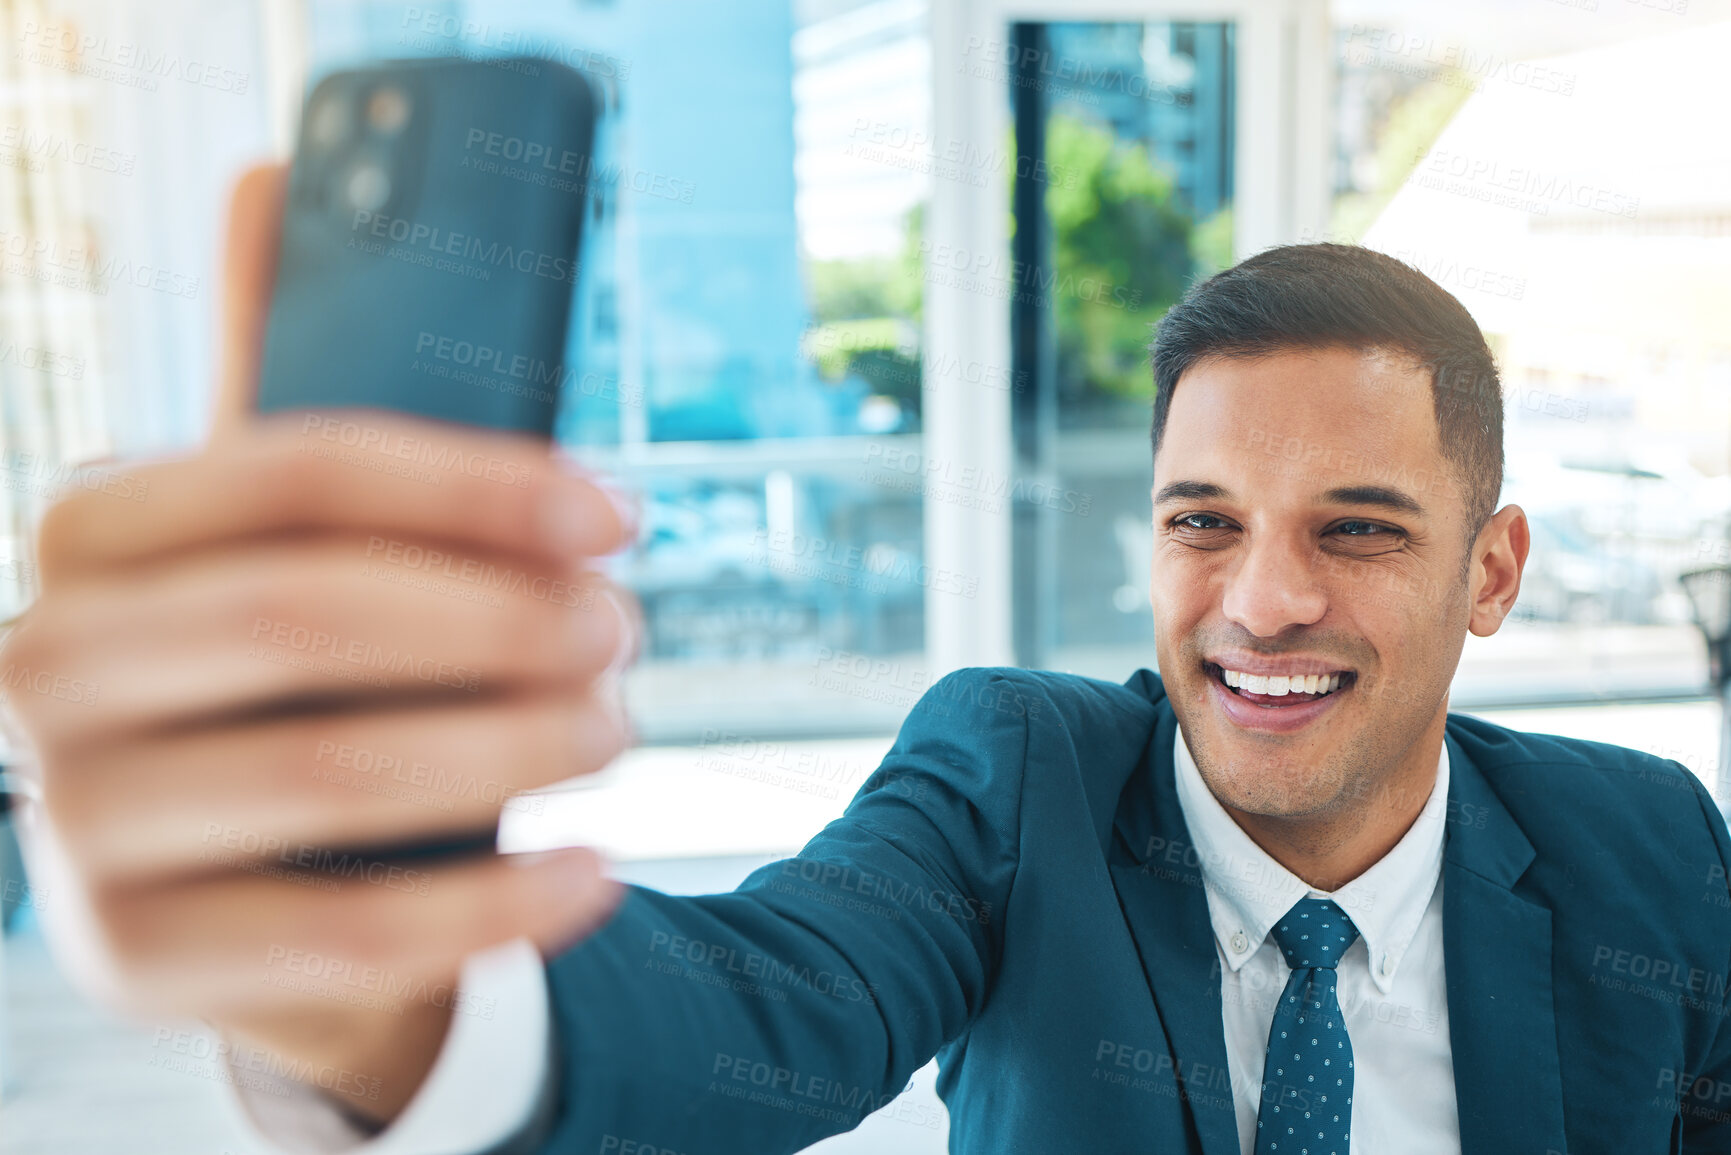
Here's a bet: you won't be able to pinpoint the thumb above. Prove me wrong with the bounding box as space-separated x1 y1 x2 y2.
211 163 288 439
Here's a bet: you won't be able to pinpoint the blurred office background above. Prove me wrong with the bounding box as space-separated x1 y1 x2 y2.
2 0 1731 1151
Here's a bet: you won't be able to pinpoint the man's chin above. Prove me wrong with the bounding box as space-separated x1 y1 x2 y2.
1185 705 1351 817
1193 753 1353 822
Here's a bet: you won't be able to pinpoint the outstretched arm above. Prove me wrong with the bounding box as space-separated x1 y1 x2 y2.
533 669 1031 1154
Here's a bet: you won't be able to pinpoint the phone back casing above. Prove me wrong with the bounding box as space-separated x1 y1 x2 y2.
257 58 599 435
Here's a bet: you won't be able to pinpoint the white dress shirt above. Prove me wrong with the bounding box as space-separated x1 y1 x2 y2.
240 729 1463 1155
230 938 553 1155
1173 723 1461 1155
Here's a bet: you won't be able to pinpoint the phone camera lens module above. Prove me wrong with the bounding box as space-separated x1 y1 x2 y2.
345 163 393 213
308 94 349 151
367 87 411 135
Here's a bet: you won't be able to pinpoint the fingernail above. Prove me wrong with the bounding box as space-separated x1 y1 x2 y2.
514 845 603 877
521 847 620 939
596 480 641 545
594 672 636 748
602 590 642 675
512 841 602 865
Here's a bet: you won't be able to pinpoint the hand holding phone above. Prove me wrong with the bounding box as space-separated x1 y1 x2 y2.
0 71 636 1123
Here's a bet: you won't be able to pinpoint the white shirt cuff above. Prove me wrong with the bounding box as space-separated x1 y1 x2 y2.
225 937 553 1155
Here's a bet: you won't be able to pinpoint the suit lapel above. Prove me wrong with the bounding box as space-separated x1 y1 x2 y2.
1440 728 1568 1155
1110 701 1241 1155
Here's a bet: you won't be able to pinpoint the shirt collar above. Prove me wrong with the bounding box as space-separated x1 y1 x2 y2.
1172 721 1449 995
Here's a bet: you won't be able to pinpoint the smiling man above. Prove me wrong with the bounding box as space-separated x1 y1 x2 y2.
9 238 1731 1155
1146 248 1523 901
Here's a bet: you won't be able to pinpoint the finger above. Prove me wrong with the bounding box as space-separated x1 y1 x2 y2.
93 847 622 1019
58 689 630 881
214 163 288 435
35 414 636 583
13 539 635 739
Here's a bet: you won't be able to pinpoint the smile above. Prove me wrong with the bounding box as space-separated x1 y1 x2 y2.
1201 661 1357 724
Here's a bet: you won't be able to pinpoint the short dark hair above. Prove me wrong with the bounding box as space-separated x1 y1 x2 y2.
1149 243 1504 547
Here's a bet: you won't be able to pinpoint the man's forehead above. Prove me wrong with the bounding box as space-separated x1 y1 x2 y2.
1174 345 1435 401
1163 347 1441 464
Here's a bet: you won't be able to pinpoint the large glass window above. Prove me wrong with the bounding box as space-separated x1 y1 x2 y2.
310 0 933 740
1003 20 1237 674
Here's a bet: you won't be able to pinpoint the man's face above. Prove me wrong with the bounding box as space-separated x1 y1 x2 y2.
1149 346 1478 822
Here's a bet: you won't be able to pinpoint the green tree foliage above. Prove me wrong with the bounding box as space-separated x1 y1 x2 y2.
802 207 926 416
802 115 1214 416
1042 113 1198 405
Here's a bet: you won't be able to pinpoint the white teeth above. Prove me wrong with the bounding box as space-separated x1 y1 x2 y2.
1218 668 1346 696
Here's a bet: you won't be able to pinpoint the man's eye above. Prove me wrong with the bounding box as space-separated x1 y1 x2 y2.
1335 521 1393 537
1176 514 1230 531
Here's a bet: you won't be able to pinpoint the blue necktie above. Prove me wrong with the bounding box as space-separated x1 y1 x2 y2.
1253 897 1360 1155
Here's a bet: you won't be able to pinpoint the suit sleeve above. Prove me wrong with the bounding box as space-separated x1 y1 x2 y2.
527 668 1035 1155
1682 775 1731 1154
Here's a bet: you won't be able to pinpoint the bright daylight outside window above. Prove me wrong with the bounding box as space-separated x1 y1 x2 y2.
1331 20 1730 740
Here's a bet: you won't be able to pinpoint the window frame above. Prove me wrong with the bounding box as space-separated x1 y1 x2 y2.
921 0 1331 674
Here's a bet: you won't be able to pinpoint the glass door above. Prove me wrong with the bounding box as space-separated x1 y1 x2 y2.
922 0 1330 679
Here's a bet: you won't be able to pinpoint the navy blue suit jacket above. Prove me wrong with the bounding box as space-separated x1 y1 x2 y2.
532 668 1731 1154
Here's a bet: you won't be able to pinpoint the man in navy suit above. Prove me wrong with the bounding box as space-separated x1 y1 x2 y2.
8 232 1729 1154
488 244 1729 1155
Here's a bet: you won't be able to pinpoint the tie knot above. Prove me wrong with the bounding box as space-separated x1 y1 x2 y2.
1269 897 1358 971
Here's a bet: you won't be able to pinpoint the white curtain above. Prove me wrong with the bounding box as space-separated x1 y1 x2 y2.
0 0 298 619
0 0 109 617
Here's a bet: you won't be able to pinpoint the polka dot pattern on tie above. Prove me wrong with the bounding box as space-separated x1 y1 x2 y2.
1252 897 1359 1155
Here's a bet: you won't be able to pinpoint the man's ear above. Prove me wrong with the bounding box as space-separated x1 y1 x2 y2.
1468 503 1530 637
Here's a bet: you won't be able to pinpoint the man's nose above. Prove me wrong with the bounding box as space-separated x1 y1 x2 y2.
1219 533 1328 636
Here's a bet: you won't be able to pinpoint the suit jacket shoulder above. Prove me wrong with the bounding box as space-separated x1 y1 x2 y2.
1443 708 1731 1129
1444 709 1731 910
899 666 1165 860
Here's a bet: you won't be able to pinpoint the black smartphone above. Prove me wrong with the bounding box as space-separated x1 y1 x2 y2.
256 57 600 436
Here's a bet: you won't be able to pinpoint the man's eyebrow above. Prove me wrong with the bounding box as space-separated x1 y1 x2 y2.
1152 480 1229 506
1320 485 1427 518
1152 480 1427 518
